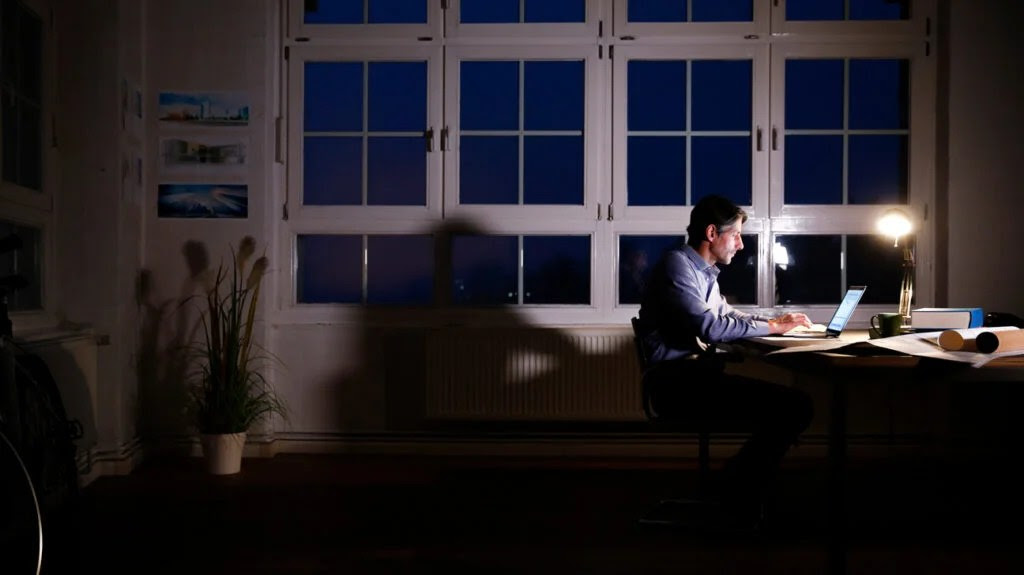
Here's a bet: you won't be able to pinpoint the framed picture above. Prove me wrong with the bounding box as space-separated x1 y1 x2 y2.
158 91 250 126
160 136 248 177
157 183 248 219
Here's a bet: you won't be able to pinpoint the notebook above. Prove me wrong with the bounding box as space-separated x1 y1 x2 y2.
780 285 867 338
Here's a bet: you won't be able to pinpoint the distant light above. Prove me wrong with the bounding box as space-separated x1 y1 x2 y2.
773 242 790 270
876 209 912 246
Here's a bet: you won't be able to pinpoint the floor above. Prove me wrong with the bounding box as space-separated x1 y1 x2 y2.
37 452 1024 574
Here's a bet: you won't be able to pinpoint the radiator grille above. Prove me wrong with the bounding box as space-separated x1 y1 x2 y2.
425 329 644 421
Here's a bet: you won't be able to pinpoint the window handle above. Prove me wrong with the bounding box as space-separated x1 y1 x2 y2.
756 127 763 152
441 126 450 151
425 127 434 152
771 126 778 151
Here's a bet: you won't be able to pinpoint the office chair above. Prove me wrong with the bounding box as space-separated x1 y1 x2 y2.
630 317 753 528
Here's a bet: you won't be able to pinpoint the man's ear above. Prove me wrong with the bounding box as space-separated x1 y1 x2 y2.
704 224 717 243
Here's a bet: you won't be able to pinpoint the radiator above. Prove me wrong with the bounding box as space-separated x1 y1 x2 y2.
425 328 644 421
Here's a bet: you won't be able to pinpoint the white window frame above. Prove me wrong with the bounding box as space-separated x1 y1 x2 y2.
445 0 603 42
443 44 605 224
1 0 56 330
611 0 770 40
610 43 770 223
767 41 936 316
770 0 933 39
279 0 938 327
285 44 444 223
287 0 442 43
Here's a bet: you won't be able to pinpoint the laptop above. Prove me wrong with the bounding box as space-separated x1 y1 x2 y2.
781 285 867 338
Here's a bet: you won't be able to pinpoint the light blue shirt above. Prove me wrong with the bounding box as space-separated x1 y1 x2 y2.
637 245 771 363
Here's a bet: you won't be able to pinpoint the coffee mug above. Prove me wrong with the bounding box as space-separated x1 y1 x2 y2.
870 312 903 338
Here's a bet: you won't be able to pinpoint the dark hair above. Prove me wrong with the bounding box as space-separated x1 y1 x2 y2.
686 195 747 248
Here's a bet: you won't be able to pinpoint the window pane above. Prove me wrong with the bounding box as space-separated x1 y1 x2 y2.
774 235 843 304
460 0 519 23
297 235 362 304
787 0 843 21
718 234 758 305
367 235 433 305
786 60 843 130
523 236 590 304
848 135 908 205
304 0 427 24
524 136 583 205
850 59 908 130
452 235 518 305
1 91 16 183
368 61 426 132
850 0 910 21
628 60 686 132
846 234 906 304
524 60 583 131
784 136 842 205
368 0 427 24
19 100 40 190
526 0 585 23
692 60 751 132
461 61 518 130
305 62 362 132
367 137 425 205
460 136 519 204
303 137 362 205
628 0 686 22
693 0 753 22
304 0 361 24
692 137 750 207
628 137 686 206
18 3 41 100
1 0 16 86
0 221 41 311
618 235 682 304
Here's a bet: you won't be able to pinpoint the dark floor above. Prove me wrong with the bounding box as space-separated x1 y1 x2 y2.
35 452 1024 574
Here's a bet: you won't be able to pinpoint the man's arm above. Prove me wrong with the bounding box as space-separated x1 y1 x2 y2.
662 254 771 342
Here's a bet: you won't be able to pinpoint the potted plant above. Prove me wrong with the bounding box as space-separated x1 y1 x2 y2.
186 236 285 474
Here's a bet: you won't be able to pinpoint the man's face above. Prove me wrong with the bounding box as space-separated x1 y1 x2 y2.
709 221 744 265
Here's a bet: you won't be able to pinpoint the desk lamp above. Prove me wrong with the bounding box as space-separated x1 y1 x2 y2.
876 209 914 326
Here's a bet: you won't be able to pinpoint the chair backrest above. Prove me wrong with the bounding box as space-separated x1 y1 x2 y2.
629 317 650 373
630 317 658 420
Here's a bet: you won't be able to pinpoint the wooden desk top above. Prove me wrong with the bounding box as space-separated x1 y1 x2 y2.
737 329 1024 374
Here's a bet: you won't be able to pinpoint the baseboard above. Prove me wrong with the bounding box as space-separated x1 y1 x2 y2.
82 430 1006 481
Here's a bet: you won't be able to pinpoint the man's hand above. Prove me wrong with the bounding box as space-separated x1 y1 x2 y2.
767 312 812 334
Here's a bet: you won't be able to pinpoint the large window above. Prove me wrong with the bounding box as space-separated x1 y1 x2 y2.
0 0 48 313
283 0 936 325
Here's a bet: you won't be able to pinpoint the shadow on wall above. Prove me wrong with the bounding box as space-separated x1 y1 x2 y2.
319 216 639 433
134 240 211 439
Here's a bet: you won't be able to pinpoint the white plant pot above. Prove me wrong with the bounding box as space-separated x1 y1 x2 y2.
199 432 247 475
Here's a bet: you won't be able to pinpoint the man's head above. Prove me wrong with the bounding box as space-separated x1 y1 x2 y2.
686 195 747 265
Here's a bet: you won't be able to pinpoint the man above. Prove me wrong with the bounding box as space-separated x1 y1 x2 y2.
635 194 814 523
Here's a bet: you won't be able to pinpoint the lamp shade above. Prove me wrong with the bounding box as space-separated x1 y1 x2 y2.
876 209 913 242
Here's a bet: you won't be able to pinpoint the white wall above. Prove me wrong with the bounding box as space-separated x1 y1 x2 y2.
946 0 1024 316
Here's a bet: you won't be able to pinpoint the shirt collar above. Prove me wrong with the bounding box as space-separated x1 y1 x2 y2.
683 244 720 277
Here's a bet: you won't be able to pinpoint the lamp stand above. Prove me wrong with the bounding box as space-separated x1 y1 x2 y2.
897 244 915 326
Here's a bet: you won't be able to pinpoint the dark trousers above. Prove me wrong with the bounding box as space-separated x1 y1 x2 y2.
647 358 814 505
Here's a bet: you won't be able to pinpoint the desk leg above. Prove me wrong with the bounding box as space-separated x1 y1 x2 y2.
828 377 848 575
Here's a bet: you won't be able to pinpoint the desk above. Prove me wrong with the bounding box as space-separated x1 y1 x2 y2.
733 330 1024 575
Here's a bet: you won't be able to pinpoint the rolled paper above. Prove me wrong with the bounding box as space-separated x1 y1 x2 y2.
975 329 1024 354
937 330 977 352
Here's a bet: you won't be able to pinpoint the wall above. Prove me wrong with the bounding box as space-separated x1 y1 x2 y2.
44 0 1024 472
140 0 276 441
945 0 1024 316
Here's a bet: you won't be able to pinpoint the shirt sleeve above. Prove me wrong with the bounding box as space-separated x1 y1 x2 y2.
663 253 771 342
